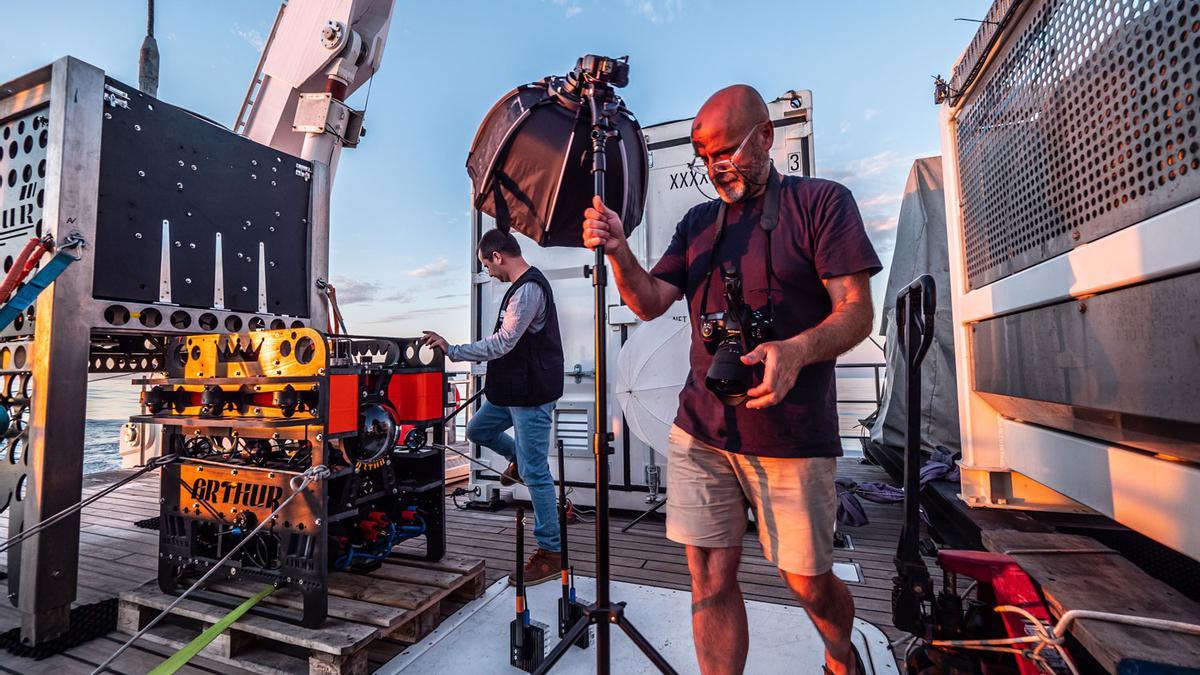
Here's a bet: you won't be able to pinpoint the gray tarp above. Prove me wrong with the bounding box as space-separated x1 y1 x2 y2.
870 157 960 454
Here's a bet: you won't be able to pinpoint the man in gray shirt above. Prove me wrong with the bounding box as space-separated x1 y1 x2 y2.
423 229 565 584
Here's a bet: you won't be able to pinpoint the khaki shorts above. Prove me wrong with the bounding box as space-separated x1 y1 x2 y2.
664 424 837 576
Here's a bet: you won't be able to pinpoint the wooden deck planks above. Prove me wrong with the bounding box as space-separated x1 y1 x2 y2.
0 455 919 672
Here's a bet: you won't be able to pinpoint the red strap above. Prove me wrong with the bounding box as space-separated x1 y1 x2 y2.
0 238 51 305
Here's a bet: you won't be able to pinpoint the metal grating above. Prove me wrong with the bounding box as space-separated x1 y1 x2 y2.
949 0 1024 98
553 404 593 458
956 0 1200 289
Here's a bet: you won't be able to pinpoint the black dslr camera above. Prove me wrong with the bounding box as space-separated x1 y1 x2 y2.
700 268 774 406
574 54 630 88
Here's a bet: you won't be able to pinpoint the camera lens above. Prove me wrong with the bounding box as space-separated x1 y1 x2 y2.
705 340 754 406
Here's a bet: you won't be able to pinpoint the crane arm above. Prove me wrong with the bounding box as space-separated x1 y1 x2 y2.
235 0 395 174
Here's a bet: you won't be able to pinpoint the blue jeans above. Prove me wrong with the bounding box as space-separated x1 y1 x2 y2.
467 399 560 552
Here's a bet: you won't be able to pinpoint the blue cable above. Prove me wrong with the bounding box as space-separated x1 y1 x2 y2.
334 516 427 570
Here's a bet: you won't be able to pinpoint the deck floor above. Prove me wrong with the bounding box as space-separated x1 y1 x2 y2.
0 455 921 673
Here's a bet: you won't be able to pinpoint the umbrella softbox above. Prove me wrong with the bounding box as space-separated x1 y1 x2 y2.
466 74 648 248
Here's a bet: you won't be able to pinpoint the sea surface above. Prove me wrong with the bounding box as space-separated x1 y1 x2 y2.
81 372 885 475
82 377 140 475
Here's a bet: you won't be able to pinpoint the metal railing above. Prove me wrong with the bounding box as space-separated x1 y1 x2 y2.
444 373 473 443
835 362 886 444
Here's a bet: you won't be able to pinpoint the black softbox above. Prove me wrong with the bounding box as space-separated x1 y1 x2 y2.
466 76 649 248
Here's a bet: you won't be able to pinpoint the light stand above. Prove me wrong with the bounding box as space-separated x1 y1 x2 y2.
533 69 677 675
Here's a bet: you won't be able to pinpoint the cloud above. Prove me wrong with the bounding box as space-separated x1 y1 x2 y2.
626 0 682 23
824 150 912 182
382 289 417 303
232 23 266 51
548 0 583 18
857 191 903 214
407 258 450 278
863 108 880 121
367 305 469 324
872 235 898 259
863 216 897 234
330 277 381 305
839 120 851 134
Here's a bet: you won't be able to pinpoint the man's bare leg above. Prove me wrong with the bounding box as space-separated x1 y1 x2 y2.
780 570 857 674
686 545 748 675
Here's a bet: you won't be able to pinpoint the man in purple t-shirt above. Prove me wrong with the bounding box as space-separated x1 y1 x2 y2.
583 85 880 675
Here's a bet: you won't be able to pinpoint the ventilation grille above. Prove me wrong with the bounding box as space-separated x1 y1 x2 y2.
957 0 1200 289
553 405 593 457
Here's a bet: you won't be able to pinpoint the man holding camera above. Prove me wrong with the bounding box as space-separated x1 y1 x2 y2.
582 85 880 675
422 229 564 585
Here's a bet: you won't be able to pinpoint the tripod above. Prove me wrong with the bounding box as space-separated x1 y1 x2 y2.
533 75 676 675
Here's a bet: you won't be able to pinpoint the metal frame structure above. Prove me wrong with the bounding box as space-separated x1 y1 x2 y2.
0 57 332 643
939 0 1200 560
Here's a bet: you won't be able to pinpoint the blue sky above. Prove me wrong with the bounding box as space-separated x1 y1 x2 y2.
8 0 990 351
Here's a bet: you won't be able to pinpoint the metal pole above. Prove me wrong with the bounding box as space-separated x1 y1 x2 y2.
588 90 612 674
556 439 572 629
901 290 922 564
138 0 159 97
16 57 105 644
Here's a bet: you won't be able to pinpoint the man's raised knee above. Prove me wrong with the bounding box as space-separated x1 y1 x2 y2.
464 422 490 446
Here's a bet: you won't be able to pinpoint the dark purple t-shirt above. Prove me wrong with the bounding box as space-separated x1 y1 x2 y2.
650 175 882 458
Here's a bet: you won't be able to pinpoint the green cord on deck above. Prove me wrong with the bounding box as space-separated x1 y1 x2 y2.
148 584 276 675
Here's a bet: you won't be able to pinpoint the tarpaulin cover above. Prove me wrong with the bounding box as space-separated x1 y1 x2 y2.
466 78 648 248
871 157 961 454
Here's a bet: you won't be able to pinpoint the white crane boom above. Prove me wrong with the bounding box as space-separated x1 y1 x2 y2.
235 0 395 175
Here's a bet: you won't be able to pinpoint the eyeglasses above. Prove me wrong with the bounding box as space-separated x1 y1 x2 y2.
688 122 767 176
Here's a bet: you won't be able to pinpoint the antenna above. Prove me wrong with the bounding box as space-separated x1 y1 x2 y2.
138 0 160 96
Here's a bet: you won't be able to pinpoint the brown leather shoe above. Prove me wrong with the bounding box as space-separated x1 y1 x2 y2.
499 462 520 487
508 548 561 586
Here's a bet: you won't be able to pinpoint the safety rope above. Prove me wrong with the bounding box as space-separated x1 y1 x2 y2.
0 234 85 331
91 464 331 675
929 604 1200 675
0 454 178 555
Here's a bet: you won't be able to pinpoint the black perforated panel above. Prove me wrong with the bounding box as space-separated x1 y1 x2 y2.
956 0 1200 290
94 78 313 316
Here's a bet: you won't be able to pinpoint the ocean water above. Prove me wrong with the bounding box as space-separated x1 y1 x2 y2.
84 419 124 475
82 377 140 475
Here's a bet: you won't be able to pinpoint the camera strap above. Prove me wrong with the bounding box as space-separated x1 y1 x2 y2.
698 167 783 317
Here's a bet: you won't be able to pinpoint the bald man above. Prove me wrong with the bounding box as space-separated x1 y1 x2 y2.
583 85 880 675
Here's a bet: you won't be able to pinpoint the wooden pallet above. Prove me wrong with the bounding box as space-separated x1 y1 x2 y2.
117 554 486 675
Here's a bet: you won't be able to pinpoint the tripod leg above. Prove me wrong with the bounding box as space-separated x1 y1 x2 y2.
616 614 679 675
532 614 591 675
619 497 667 533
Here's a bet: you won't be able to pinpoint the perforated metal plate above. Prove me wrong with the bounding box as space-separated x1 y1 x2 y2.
956 0 1200 290
94 78 312 316
0 354 34 516
0 107 49 339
